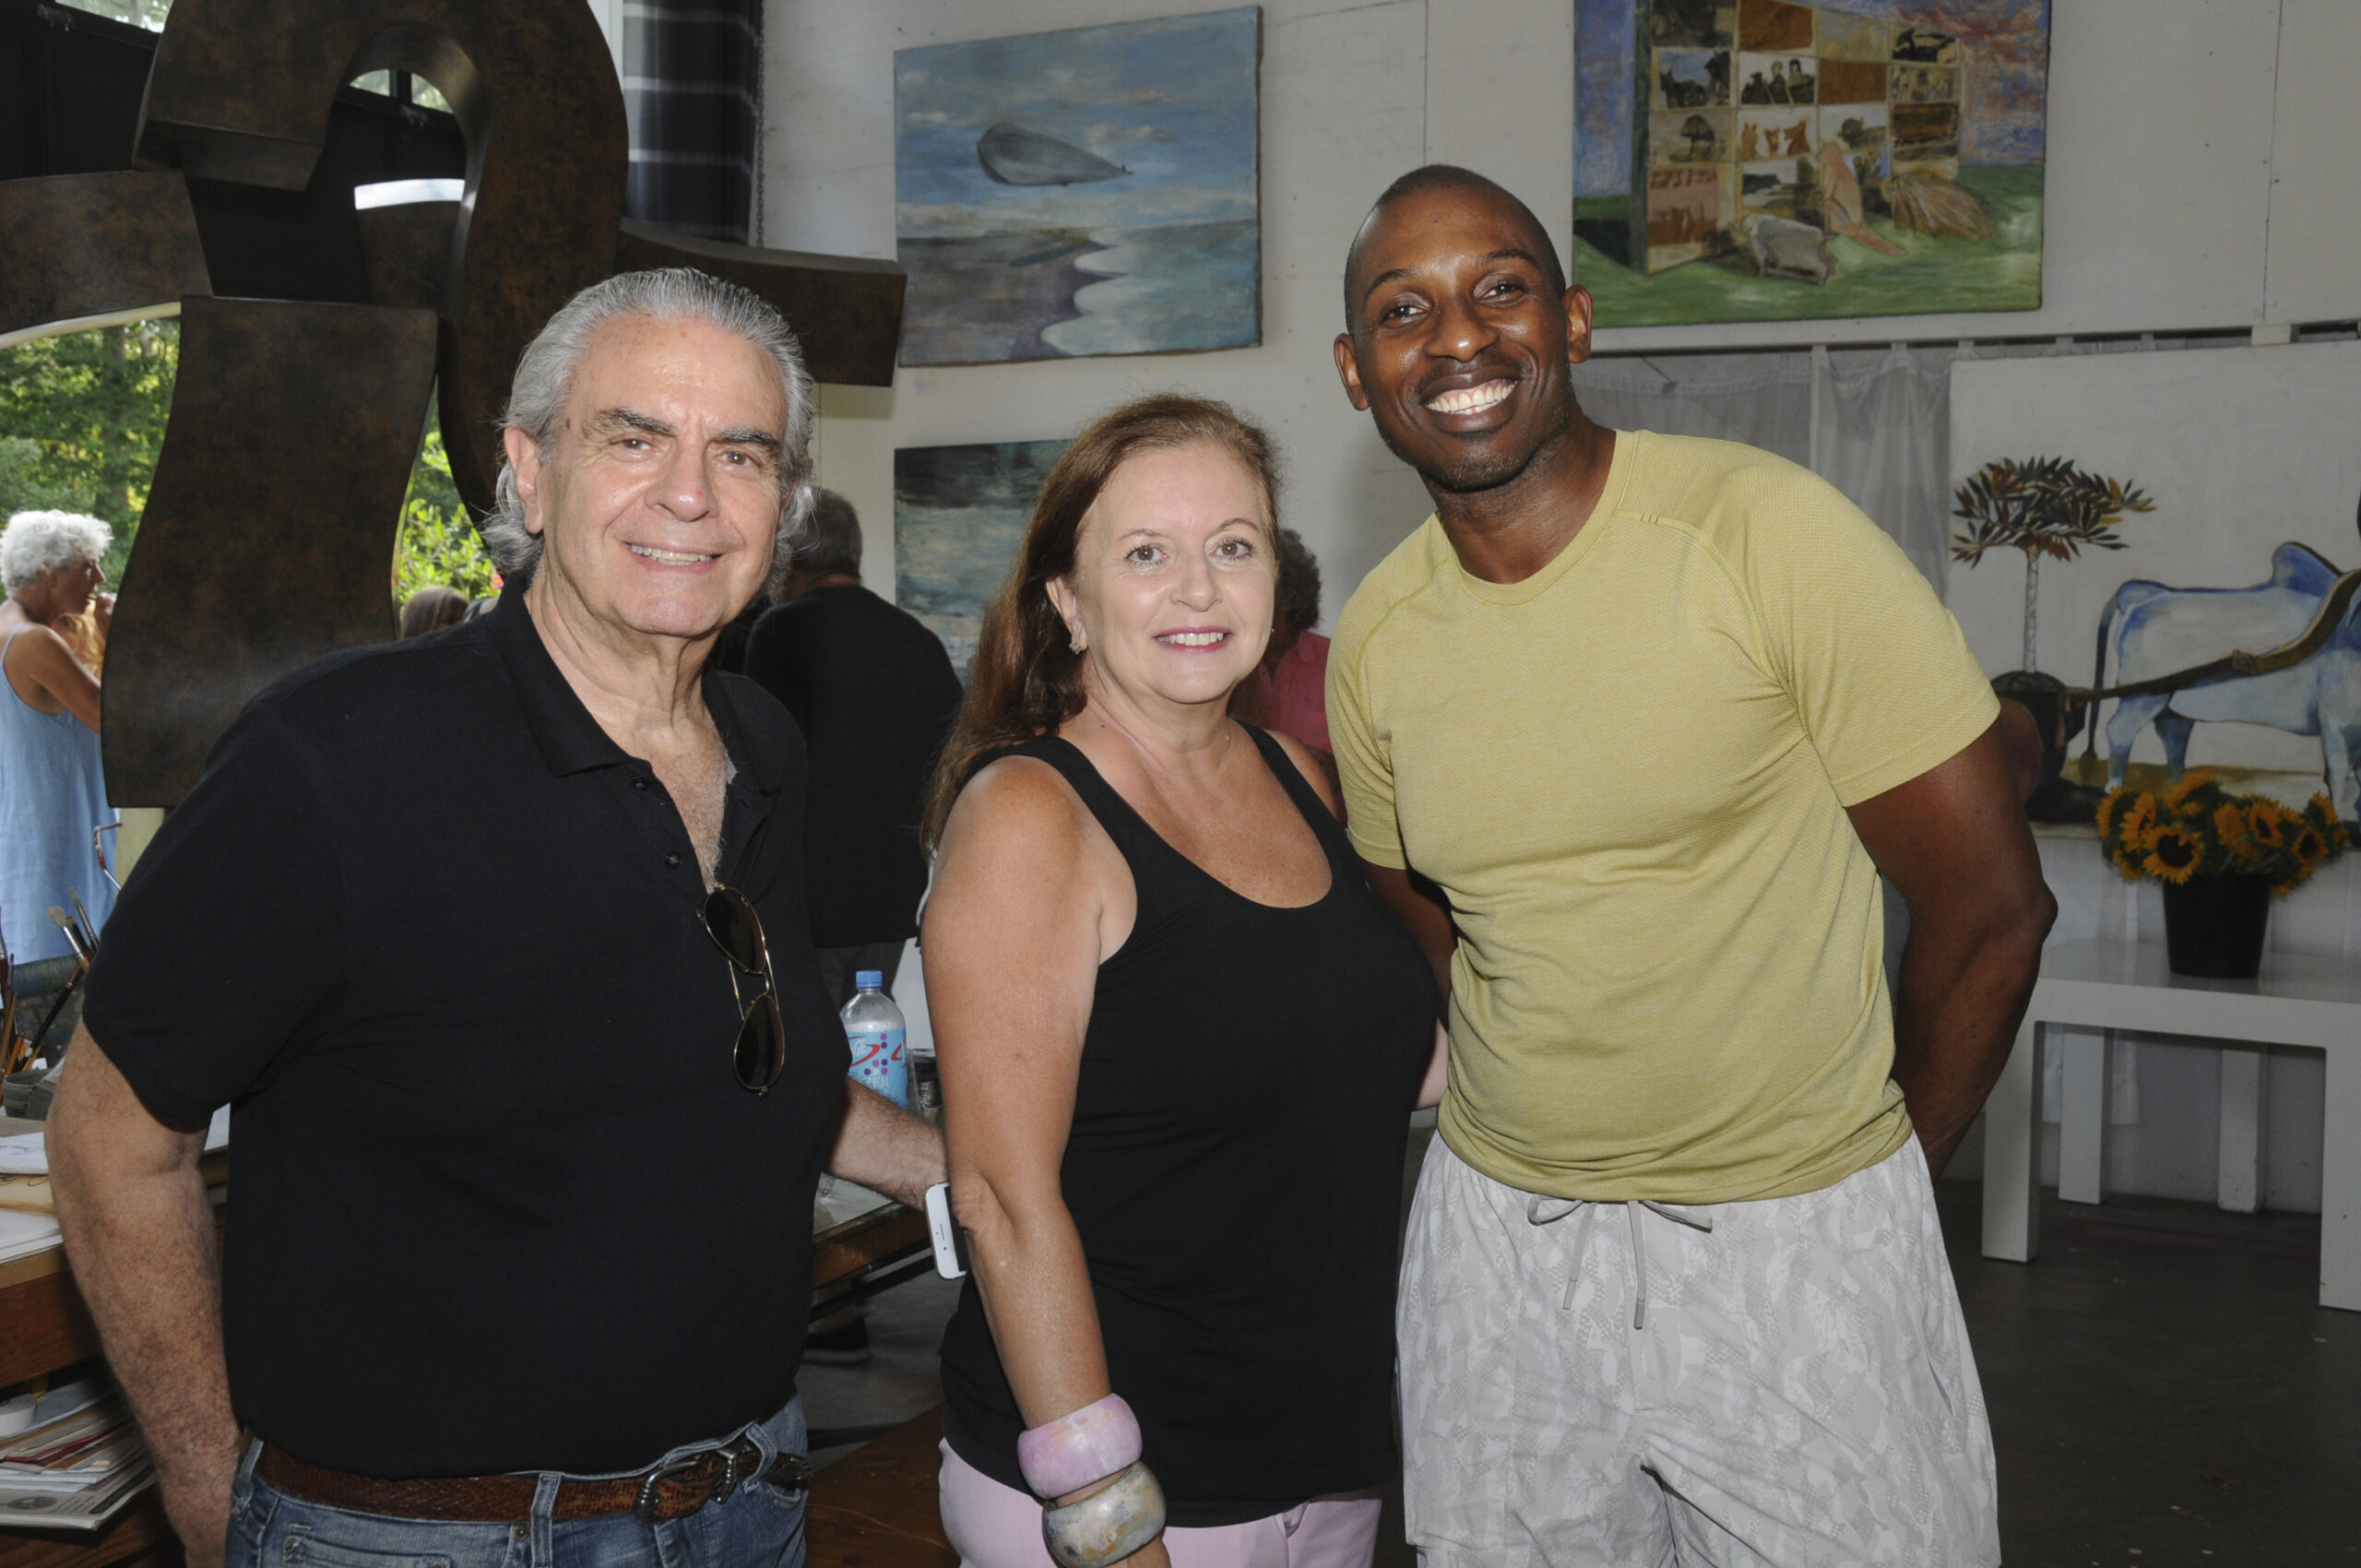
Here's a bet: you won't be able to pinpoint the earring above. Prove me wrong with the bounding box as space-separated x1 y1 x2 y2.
1068 628 1086 654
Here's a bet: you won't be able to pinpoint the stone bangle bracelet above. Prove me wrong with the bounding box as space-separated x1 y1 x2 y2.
1041 1460 1167 1568
1018 1393 1143 1499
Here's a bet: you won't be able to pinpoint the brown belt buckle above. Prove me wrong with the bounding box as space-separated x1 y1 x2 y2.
632 1450 725 1525
631 1437 800 1524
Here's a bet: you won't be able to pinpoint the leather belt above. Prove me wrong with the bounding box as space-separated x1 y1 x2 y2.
255 1436 813 1524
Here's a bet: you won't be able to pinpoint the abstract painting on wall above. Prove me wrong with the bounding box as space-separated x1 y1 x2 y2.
895 8 1261 366
1574 0 2048 327
896 440 1072 675
1947 342 2361 818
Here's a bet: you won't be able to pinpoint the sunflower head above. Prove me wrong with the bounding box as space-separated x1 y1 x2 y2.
2142 826 2202 885
2213 802 2253 854
2095 786 2129 839
2161 768 2218 814
2118 794 2159 849
2295 825 2329 864
2248 801 2293 849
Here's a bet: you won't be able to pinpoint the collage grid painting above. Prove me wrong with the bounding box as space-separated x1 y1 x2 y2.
1575 0 2048 326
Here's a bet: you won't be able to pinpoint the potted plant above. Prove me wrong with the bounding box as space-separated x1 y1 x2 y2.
1952 456 2155 822
2096 771 2350 978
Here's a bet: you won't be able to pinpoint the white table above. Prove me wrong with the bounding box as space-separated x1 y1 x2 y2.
1981 938 2361 1312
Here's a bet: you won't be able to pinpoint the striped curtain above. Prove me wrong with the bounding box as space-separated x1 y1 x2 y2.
622 0 763 244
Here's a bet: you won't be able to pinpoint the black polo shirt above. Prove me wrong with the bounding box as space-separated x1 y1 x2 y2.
81 593 846 1478
741 586 964 946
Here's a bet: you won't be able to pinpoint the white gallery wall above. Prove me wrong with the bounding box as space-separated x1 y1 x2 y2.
762 0 2361 626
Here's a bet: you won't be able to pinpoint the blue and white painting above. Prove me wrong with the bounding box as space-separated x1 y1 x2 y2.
896 440 1072 676
895 8 1262 366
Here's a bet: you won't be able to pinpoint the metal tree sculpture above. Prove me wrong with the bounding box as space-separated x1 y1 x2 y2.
1952 456 2156 671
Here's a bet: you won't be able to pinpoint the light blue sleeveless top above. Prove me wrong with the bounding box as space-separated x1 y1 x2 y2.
0 627 116 962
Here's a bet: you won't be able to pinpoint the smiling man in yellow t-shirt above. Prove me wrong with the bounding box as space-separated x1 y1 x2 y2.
1329 167 2055 1568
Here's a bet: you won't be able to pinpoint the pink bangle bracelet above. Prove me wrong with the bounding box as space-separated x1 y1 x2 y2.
1018 1394 1144 1500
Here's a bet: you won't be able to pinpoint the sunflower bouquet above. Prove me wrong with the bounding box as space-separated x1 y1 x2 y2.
2096 771 2350 894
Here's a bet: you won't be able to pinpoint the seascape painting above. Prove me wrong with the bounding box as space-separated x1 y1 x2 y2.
895 8 1262 366
1574 0 2048 326
1947 343 2361 817
895 440 1072 675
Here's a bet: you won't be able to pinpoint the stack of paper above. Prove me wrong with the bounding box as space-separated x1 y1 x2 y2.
0 1375 154 1530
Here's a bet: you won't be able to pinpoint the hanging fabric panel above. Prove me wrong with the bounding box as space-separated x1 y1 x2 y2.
623 0 762 244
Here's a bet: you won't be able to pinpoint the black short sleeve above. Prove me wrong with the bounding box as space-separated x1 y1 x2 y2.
82 702 342 1128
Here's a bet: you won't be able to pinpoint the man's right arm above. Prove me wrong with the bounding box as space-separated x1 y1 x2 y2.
47 1027 240 1568
1365 861 1456 1004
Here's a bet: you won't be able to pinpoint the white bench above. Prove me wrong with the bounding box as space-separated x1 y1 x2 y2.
1981 938 2361 1312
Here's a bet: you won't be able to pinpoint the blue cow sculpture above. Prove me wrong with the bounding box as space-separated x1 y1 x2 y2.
2090 541 2361 819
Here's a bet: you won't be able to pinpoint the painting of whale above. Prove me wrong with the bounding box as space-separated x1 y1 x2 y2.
896 8 1262 365
977 124 1131 186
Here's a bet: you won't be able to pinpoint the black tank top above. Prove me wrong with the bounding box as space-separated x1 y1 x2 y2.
937 726 1436 1526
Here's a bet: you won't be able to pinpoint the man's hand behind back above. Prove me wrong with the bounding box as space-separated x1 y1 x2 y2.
1846 720 2057 1176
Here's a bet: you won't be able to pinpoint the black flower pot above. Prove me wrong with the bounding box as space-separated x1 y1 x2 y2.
2161 872 2273 979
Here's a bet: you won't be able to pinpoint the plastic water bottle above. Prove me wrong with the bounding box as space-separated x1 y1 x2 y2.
841 972 908 1110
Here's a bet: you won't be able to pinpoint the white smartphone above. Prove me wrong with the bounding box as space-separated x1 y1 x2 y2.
925 1182 970 1279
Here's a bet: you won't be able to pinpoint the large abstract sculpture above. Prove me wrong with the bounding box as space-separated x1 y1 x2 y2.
0 0 903 806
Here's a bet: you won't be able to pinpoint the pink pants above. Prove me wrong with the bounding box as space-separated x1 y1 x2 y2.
937 1442 1383 1568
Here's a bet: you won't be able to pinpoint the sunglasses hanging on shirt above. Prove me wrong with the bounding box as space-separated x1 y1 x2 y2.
699 885 786 1095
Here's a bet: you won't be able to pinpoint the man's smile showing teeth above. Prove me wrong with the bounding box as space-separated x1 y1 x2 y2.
1157 630 1228 647
1425 380 1514 416
627 543 718 564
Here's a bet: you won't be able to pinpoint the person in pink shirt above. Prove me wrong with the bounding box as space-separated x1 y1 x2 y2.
1232 528 1336 794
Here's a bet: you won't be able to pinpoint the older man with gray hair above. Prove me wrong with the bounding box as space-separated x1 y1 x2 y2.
48 268 942 1568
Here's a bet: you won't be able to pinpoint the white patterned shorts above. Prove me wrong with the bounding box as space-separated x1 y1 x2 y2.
1398 1138 1999 1568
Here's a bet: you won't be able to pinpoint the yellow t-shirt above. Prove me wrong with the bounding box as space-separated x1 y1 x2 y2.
1329 430 1999 1203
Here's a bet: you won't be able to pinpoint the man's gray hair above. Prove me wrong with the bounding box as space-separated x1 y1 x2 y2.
2 510 111 594
480 267 817 578
789 489 862 580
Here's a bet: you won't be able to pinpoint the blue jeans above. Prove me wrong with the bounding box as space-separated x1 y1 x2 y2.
226 1398 807 1568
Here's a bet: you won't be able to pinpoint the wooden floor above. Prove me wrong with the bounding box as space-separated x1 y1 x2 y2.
808 1408 956 1568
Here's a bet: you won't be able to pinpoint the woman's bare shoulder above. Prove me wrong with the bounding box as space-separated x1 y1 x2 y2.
931 752 1126 951
945 753 1091 847
936 753 1116 901
0 620 79 684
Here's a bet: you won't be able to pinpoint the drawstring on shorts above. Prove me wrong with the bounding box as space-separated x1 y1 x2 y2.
1525 1194 1715 1328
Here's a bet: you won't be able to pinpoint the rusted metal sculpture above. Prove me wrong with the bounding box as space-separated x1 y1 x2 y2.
104 297 439 802
0 169 208 343
0 0 904 806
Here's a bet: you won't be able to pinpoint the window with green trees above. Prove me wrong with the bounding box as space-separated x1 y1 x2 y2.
0 320 495 612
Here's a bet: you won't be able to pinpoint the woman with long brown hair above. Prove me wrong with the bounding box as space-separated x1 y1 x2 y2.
922 395 1445 1568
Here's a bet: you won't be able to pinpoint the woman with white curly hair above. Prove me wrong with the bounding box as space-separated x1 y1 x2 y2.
0 509 116 961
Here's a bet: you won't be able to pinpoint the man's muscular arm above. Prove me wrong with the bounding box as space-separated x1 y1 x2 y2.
1846 721 2057 1177
46 1027 239 1568
1365 863 1456 1005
